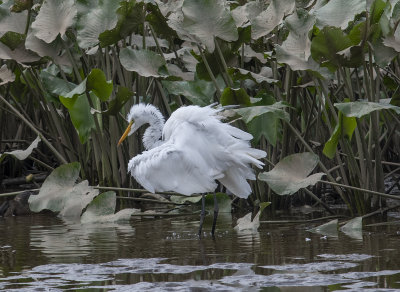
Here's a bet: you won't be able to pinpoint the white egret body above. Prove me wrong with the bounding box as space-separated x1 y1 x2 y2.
118 103 266 236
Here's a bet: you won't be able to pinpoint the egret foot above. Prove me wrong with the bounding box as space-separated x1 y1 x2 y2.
211 192 219 237
198 194 206 238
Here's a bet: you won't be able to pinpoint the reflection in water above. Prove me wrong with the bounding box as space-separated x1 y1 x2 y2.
0 213 400 290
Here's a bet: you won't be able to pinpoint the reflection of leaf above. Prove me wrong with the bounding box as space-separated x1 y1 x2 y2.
81 191 139 223
204 193 231 213
234 211 260 233
258 152 325 196
335 101 400 118
29 162 99 219
340 216 363 240
119 48 168 78
308 219 338 237
0 136 41 163
31 0 76 43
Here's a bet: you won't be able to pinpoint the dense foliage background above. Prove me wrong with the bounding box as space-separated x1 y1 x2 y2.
1 0 400 215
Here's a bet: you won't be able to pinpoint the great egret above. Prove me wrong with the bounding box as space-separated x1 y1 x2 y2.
118 103 266 237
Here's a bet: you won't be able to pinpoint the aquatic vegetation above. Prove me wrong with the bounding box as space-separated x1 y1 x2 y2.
0 0 399 219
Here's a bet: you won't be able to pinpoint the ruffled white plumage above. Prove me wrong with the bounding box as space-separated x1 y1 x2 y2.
126 104 266 198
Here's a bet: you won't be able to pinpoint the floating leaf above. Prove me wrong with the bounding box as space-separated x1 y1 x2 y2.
307 219 338 237
259 202 271 217
170 194 202 204
251 0 295 40
234 211 260 233
178 0 238 52
81 191 140 223
340 217 363 240
31 0 77 43
258 152 325 196
0 64 15 85
162 79 215 106
0 136 41 163
335 100 400 118
313 0 365 29
28 162 99 219
234 102 290 123
119 48 168 78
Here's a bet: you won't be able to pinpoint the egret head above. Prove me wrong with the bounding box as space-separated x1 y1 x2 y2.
117 104 164 146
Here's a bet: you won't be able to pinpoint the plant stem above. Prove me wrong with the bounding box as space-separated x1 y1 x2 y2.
0 94 68 164
197 44 221 99
319 180 400 201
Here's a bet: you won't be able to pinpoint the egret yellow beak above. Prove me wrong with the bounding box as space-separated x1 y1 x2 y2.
118 120 133 146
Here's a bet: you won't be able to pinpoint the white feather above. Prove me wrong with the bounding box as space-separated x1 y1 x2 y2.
125 104 266 198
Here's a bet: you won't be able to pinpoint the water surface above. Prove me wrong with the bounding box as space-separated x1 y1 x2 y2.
1 211 400 291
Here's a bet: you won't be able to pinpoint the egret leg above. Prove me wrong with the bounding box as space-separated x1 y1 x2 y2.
198 194 206 237
211 192 219 237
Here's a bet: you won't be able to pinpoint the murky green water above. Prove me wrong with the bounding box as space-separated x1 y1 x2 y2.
1 211 400 291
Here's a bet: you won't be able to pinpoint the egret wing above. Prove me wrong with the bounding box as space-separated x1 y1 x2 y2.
127 142 218 195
